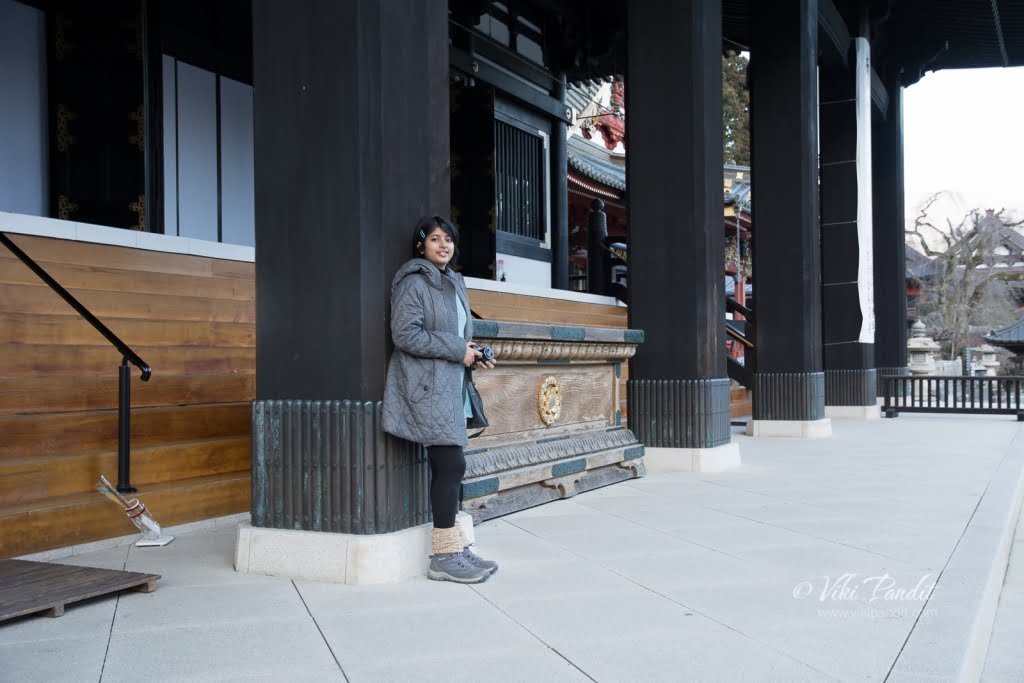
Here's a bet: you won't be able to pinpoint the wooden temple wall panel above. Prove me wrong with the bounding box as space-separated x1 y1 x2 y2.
0 374 256 413
0 404 251 460
0 436 250 505
0 234 253 557
0 345 256 378
0 313 256 348
467 289 627 329
0 282 256 323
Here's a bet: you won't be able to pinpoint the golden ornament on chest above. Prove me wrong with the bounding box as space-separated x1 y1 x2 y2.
537 376 563 426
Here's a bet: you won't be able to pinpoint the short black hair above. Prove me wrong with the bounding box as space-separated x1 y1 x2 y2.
411 215 460 262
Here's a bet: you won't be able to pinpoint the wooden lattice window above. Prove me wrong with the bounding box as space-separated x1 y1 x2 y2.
494 117 548 243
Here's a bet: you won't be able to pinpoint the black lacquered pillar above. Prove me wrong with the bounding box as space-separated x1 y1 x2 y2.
819 35 878 413
551 74 570 291
627 0 737 463
872 75 909 390
748 0 829 436
250 0 449 533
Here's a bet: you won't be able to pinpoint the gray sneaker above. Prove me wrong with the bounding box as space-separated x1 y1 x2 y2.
462 545 498 574
427 551 491 584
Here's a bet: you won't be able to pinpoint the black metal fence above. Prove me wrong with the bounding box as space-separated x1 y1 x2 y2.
881 374 1024 420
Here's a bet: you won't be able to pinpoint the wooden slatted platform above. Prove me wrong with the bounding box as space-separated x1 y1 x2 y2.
0 559 160 621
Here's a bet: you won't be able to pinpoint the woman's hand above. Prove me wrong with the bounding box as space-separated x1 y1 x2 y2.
467 341 495 370
463 342 482 368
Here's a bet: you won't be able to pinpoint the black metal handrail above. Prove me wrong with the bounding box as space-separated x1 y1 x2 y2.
881 374 1024 420
1 233 151 380
725 320 753 348
726 296 754 321
725 296 755 389
1 231 151 492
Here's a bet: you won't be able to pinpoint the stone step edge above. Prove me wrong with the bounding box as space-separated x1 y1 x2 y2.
888 431 1024 682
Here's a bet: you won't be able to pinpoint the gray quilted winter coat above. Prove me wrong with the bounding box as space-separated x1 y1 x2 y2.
382 258 473 447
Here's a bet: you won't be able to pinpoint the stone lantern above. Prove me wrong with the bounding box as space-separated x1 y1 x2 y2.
907 320 940 377
974 343 1001 376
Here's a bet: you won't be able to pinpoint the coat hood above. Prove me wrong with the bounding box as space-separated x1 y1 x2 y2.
391 258 459 292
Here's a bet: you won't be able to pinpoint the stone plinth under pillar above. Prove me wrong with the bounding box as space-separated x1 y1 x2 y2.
234 513 476 585
825 405 881 420
643 443 741 473
746 418 832 439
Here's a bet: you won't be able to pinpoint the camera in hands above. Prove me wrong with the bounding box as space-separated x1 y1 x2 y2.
469 344 495 363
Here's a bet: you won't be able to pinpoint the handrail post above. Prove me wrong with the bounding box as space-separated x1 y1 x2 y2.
117 358 136 493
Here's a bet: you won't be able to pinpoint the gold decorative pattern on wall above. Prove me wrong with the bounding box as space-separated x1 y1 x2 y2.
127 18 142 61
129 194 146 231
129 104 144 151
537 376 563 426
54 15 73 62
56 105 77 152
57 195 78 220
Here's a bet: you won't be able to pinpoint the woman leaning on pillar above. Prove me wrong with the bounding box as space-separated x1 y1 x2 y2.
382 215 498 583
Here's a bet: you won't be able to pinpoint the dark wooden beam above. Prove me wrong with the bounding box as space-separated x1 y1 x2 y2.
871 67 889 118
818 0 851 67
450 46 571 123
550 74 570 290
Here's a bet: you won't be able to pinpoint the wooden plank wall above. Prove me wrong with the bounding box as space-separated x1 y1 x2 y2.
467 287 630 423
0 235 253 558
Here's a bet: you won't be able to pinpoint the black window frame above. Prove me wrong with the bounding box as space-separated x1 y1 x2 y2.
493 110 550 262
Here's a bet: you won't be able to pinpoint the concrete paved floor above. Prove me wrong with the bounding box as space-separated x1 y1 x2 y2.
1 414 1022 682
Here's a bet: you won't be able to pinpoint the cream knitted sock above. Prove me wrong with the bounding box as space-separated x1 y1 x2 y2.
431 526 463 555
453 523 470 550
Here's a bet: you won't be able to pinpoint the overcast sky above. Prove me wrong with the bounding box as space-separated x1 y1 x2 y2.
903 66 1024 228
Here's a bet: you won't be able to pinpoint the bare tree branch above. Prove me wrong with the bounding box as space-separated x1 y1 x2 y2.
906 193 1019 361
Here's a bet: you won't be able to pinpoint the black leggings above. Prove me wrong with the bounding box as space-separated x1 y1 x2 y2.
427 445 465 529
